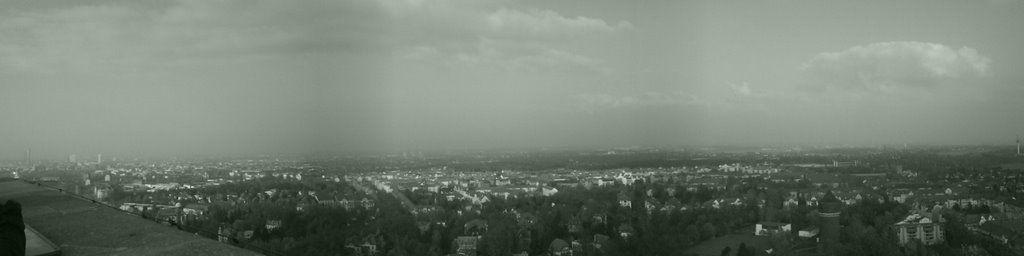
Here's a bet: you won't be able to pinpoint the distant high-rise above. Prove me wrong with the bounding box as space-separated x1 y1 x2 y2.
1018 136 1022 156
69 154 77 163
93 184 111 201
24 149 31 163
818 191 841 253
97 154 102 164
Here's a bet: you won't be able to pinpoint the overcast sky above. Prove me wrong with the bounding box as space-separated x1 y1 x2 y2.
2 0 1024 158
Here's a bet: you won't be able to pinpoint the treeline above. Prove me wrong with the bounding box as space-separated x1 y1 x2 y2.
176 177 963 256
178 178 773 255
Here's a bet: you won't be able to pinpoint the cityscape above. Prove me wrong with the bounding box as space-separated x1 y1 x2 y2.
4 144 1024 255
2 0 1024 256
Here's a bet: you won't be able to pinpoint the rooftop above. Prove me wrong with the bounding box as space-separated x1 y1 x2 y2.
0 180 261 256
820 190 840 203
895 213 944 225
25 224 59 256
756 222 791 228
980 220 1024 238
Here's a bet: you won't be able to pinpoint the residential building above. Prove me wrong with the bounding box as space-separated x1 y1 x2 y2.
894 213 945 246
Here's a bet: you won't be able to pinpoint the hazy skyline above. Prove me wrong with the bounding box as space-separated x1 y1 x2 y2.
2 0 1024 158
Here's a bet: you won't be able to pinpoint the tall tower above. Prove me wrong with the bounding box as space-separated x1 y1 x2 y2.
1018 136 1021 156
97 154 102 164
69 154 77 163
818 191 841 253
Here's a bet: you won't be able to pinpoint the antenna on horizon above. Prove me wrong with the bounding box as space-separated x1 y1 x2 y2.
1011 134 1019 155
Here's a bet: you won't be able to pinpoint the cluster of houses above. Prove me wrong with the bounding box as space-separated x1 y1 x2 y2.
302 197 375 211
717 163 781 174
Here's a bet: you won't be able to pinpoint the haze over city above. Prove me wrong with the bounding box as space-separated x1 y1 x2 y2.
2 0 1023 159
6 1 1024 256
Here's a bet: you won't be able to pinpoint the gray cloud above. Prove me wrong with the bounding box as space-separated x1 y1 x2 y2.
390 4 631 73
571 91 703 112
3 0 1024 156
0 1 394 76
486 8 634 36
801 42 991 93
403 38 609 73
0 0 633 78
